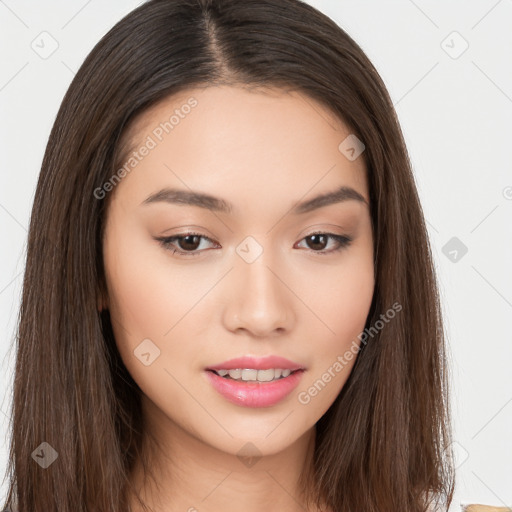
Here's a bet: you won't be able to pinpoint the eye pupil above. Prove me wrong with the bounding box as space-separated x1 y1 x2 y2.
180 235 201 251
307 234 327 251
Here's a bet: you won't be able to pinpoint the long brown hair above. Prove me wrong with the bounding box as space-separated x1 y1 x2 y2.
2 0 455 510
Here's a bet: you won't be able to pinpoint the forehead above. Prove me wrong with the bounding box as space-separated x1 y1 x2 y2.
112 85 369 210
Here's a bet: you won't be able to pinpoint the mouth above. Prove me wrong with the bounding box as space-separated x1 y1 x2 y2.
205 368 304 383
204 368 306 408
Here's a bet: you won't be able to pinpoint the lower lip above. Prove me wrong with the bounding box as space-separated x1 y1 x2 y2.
204 369 305 408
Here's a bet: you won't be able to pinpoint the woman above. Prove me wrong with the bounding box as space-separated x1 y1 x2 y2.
2 0 455 510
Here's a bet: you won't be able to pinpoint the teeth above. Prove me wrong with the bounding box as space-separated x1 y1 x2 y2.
213 368 295 382
229 369 242 379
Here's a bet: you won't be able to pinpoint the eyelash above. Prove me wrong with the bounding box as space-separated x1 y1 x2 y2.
155 231 353 257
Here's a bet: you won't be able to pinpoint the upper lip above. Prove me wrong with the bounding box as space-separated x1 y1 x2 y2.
206 355 305 371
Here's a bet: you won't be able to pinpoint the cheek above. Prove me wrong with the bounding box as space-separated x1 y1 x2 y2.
106 254 170 342
104 218 206 339
297 248 375 347
103 226 185 365
327 265 374 340
103 234 202 410
294 247 374 409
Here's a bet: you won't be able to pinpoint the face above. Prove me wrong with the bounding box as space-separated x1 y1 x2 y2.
101 85 374 458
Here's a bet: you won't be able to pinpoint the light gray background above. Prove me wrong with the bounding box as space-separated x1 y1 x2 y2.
1 0 511 509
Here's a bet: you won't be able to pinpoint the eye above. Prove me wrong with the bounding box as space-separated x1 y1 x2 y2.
156 232 219 257
155 231 353 257
295 232 353 254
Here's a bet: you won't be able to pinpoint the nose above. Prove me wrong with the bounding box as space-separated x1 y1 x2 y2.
222 246 295 337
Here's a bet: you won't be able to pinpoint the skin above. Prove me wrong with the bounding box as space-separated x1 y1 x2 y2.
100 85 375 512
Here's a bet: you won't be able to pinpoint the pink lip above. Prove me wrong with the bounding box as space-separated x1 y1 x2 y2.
205 355 304 371
204 368 305 408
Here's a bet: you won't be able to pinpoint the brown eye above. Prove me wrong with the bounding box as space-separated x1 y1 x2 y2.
305 234 329 250
176 234 202 251
296 233 352 254
156 232 218 256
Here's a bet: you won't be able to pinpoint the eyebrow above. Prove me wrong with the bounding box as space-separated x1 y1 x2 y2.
140 185 368 214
